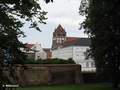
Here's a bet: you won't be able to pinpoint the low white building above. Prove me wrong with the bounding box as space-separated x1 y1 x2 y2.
20 42 46 60
52 38 96 72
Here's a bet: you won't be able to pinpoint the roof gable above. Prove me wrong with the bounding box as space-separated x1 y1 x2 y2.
26 43 44 52
31 43 44 52
54 24 66 33
26 44 34 48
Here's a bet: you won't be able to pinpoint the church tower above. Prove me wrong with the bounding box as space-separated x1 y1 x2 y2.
52 24 66 49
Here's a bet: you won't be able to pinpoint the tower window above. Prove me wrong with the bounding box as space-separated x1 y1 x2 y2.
59 40 61 43
58 33 60 36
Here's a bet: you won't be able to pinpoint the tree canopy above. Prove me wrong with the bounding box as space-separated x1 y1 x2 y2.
79 0 120 88
0 0 53 89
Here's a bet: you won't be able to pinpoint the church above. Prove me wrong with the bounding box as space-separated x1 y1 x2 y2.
51 24 95 71
51 24 80 49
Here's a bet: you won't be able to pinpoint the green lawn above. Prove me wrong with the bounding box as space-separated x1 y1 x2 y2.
17 83 120 90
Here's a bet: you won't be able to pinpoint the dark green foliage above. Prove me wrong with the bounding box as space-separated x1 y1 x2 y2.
25 58 75 64
44 0 53 3
67 58 76 64
79 0 120 88
82 72 97 83
0 0 49 90
82 72 108 83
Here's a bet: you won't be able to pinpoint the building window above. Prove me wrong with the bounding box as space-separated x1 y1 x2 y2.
63 33 66 36
31 55 35 59
86 48 89 51
62 40 64 43
64 38 66 41
38 56 40 59
91 62 94 67
59 40 61 43
81 54 84 56
86 62 89 68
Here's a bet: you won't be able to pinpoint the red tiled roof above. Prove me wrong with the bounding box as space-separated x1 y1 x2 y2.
54 37 80 48
26 44 34 48
44 50 52 58
55 24 66 33
66 37 80 42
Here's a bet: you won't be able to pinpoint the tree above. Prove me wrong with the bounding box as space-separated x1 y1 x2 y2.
79 0 120 88
0 0 53 90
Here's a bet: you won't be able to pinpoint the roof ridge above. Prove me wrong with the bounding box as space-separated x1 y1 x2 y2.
54 24 66 33
61 38 90 48
61 38 79 47
72 38 81 45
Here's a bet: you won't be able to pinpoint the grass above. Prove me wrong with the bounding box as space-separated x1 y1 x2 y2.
17 83 120 90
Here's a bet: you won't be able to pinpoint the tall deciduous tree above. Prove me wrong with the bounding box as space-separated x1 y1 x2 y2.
0 0 52 89
79 0 120 88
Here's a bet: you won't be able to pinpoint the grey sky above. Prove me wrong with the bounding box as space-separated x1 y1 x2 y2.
19 0 88 48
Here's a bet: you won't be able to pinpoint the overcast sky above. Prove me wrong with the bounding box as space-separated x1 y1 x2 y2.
19 0 88 48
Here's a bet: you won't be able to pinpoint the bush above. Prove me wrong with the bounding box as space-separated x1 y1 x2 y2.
67 58 76 64
24 58 36 64
25 58 76 64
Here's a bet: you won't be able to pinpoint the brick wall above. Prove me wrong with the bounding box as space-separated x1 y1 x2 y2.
11 64 84 85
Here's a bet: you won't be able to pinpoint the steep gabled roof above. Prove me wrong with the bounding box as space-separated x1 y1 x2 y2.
61 38 91 48
54 24 66 33
43 48 51 58
26 44 34 48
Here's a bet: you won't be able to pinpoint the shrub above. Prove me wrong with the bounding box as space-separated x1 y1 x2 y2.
25 58 75 64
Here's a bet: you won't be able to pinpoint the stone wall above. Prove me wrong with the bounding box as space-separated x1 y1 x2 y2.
12 64 84 85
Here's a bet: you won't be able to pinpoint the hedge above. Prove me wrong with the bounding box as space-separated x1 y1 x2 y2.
24 58 76 64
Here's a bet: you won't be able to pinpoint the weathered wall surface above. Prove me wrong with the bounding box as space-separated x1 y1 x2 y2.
11 64 84 85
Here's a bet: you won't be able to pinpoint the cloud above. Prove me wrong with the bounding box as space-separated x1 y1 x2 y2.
39 0 85 26
47 16 84 26
38 0 84 22
19 0 87 48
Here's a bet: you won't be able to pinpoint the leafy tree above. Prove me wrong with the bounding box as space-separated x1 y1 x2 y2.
44 0 53 3
79 0 120 88
0 0 53 89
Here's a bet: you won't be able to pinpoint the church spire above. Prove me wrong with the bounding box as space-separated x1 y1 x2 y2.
51 24 67 49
